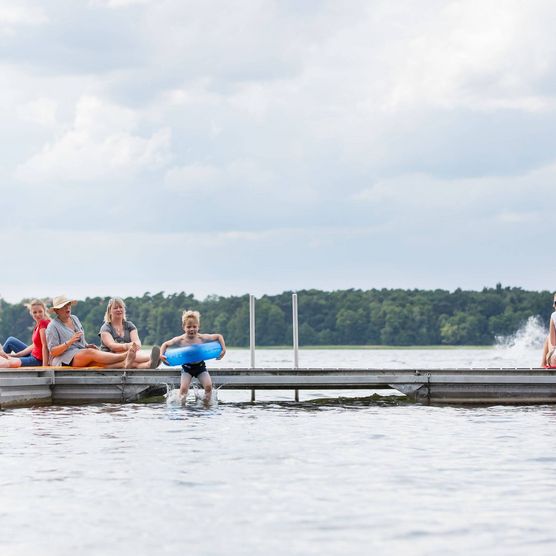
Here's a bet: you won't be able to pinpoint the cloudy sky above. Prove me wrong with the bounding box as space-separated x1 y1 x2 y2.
1 0 555 302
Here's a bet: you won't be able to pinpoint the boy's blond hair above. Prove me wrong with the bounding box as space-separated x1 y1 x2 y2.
182 310 201 327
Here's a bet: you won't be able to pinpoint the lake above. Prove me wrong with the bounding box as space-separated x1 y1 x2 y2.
1 337 556 555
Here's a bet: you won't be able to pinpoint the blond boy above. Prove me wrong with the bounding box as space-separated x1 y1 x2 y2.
160 310 226 403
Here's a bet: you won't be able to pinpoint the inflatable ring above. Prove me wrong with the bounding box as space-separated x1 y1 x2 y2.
163 341 222 366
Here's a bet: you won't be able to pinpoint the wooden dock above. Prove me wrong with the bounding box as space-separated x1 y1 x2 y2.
2 366 556 408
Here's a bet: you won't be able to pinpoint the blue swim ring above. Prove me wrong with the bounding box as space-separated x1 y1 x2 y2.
163 341 222 366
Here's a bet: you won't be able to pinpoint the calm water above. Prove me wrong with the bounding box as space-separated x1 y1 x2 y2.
2 340 556 555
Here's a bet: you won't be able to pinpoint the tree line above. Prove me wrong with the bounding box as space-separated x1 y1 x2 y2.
0 284 552 347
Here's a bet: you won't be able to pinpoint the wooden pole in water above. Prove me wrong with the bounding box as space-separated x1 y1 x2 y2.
293 292 299 402
250 294 256 402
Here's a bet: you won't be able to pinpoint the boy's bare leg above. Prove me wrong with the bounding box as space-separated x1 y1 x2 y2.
179 373 192 403
198 372 213 405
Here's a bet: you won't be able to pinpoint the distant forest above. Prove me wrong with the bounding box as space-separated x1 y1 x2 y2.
0 285 552 347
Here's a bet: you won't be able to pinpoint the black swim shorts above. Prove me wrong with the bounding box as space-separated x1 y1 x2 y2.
181 361 208 378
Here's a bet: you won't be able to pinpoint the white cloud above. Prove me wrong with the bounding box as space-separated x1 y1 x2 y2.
354 162 556 214
17 97 58 127
164 158 278 195
496 211 539 224
0 2 47 33
165 164 222 192
89 0 152 8
16 96 171 184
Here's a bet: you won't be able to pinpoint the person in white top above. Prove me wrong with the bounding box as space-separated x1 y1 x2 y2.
540 293 556 367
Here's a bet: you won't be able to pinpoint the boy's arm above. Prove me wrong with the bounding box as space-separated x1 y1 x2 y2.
160 334 184 363
199 333 226 359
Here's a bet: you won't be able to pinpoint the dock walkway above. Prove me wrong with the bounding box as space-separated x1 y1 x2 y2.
2 366 556 408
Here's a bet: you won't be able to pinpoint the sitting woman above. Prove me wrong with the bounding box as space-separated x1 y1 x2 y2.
541 293 556 367
99 297 160 369
46 294 139 368
2 299 50 366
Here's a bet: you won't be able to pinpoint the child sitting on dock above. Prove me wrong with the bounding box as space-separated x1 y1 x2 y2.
160 310 226 404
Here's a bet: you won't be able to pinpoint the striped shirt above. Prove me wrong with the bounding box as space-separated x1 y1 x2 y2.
46 315 87 366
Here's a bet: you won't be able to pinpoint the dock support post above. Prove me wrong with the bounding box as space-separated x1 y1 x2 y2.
292 292 299 402
250 294 256 402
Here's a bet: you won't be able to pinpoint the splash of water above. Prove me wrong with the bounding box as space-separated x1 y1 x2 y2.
164 384 218 407
495 315 546 351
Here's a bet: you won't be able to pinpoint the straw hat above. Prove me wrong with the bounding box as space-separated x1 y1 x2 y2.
50 294 77 311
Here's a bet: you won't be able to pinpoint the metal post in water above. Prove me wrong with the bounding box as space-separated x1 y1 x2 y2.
249 294 256 368
292 293 299 368
292 292 299 401
249 294 256 402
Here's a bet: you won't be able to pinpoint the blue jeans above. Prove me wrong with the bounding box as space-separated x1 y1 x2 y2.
2 336 42 367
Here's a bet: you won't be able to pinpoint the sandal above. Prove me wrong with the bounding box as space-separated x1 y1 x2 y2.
149 345 161 369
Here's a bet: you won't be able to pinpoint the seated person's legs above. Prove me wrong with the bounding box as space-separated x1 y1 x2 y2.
0 355 22 368
71 348 129 368
3 337 28 354
541 337 549 367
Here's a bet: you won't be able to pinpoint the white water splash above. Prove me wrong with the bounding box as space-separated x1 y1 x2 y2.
495 316 548 366
495 315 546 352
164 385 218 407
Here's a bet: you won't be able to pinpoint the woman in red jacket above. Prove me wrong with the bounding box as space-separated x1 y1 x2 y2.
1 299 50 366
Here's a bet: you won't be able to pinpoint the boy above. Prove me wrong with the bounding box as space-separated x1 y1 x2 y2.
160 310 226 404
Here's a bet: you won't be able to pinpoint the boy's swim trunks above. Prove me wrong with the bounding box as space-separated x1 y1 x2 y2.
181 360 207 378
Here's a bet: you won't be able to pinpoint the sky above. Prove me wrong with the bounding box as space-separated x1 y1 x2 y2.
1 0 556 303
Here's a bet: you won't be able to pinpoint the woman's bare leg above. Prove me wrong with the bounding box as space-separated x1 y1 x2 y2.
124 344 138 368
135 346 160 369
541 337 549 367
72 348 128 368
549 351 556 367
0 355 22 368
134 352 150 364
133 352 154 369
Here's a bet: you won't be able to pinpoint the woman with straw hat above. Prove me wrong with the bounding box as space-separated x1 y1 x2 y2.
45 294 139 368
